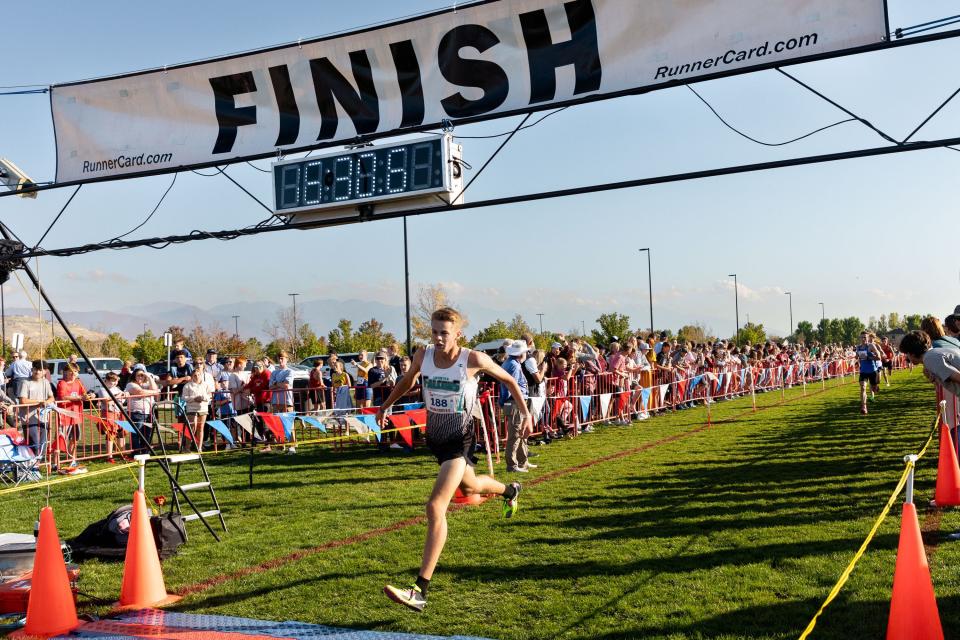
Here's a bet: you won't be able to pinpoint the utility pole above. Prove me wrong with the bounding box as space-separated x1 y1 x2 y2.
536 313 544 335
232 315 240 338
582 320 586 336
728 274 740 345
785 291 793 339
819 302 825 340
639 248 653 333
288 293 299 358
403 217 412 355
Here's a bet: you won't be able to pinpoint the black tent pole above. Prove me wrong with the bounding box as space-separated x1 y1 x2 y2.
0 222 220 540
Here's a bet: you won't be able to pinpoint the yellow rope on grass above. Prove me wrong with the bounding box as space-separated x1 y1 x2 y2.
798 403 945 639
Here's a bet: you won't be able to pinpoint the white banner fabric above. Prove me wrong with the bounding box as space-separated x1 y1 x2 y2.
51 0 886 182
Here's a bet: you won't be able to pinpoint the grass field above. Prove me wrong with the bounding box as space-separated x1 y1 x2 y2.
1 368 958 639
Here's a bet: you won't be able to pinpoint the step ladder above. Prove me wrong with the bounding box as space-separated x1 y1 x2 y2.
149 398 227 541
166 452 227 541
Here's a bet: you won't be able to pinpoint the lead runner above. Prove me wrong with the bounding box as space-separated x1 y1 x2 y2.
378 307 531 612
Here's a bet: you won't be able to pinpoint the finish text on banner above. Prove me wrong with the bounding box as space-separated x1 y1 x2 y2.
51 0 886 183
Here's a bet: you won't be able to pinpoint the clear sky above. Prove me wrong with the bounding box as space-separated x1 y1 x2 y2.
1 0 958 339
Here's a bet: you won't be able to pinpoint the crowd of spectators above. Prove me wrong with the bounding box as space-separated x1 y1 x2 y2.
8 308 960 472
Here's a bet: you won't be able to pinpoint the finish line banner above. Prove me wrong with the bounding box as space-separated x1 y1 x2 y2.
50 0 886 183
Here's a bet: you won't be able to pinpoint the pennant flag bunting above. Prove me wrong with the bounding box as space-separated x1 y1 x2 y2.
658 384 669 404
740 369 747 386
257 412 286 443
579 396 592 421
529 396 546 419
233 413 254 435
690 375 703 391
300 415 327 433
388 414 414 448
115 420 136 434
171 422 197 443
677 380 689 399
599 393 612 417
618 391 630 412
716 373 725 389
345 416 367 435
358 414 381 441
406 409 428 425
206 419 234 444
278 413 296 439
360 407 378 415
640 388 651 411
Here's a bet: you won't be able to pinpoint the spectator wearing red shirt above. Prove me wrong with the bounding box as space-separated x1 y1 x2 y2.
55 365 89 469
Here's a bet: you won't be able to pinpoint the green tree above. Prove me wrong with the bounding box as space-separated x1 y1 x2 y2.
828 318 843 343
877 314 888 334
101 332 133 360
328 319 359 353
591 312 631 345
132 330 166 364
506 314 534 338
840 316 866 345
42 337 75 360
470 319 511 346
794 320 814 344
242 337 263 360
887 312 901 329
354 318 396 352
739 322 766 345
676 323 711 344
903 314 924 331
298 325 328 358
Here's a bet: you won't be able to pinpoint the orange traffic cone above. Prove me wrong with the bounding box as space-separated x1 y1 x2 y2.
117 490 180 609
934 425 960 507
887 502 943 639
452 487 486 506
10 506 78 638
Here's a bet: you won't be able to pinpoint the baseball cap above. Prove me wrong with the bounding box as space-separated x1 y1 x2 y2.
206 348 218 355
638 342 650 351
132 363 147 373
550 342 562 349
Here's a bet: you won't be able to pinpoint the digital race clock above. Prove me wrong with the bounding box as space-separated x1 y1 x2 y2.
272 135 463 221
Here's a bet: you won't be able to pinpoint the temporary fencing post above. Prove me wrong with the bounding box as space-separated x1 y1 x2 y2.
705 383 712 427
887 454 943 640
751 373 757 412
780 367 785 403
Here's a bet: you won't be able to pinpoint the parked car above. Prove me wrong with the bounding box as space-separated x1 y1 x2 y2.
46 358 123 395
299 353 363 381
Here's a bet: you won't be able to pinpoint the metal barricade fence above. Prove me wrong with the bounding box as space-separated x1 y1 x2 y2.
0 354 903 468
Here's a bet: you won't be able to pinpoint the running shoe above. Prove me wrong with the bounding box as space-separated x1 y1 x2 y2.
861 405 868 415
503 482 522 518
383 583 426 612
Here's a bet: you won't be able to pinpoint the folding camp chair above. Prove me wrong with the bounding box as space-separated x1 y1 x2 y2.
0 429 43 486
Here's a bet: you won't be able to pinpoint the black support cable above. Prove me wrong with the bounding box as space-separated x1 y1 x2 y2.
687 85 856 146
776 68 900 145
33 184 81 249
219 168 276 216
457 112 531 200
10 132 960 261
110 173 177 241
901 84 960 144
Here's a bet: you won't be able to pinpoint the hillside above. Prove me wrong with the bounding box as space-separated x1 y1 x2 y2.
1 314 108 349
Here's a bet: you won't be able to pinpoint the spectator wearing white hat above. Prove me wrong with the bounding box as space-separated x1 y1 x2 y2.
500 340 534 473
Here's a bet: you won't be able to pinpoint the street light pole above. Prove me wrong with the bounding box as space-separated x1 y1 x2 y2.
403 217 412 356
536 313 544 335
581 320 586 336
785 291 793 338
639 248 653 333
818 302 825 341
232 315 240 338
728 274 740 345
288 293 299 358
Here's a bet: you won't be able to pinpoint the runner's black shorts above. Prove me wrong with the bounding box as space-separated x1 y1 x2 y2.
859 371 880 387
426 428 478 466
882 360 892 371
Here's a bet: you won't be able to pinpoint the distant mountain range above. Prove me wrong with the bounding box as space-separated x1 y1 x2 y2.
4 299 412 342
